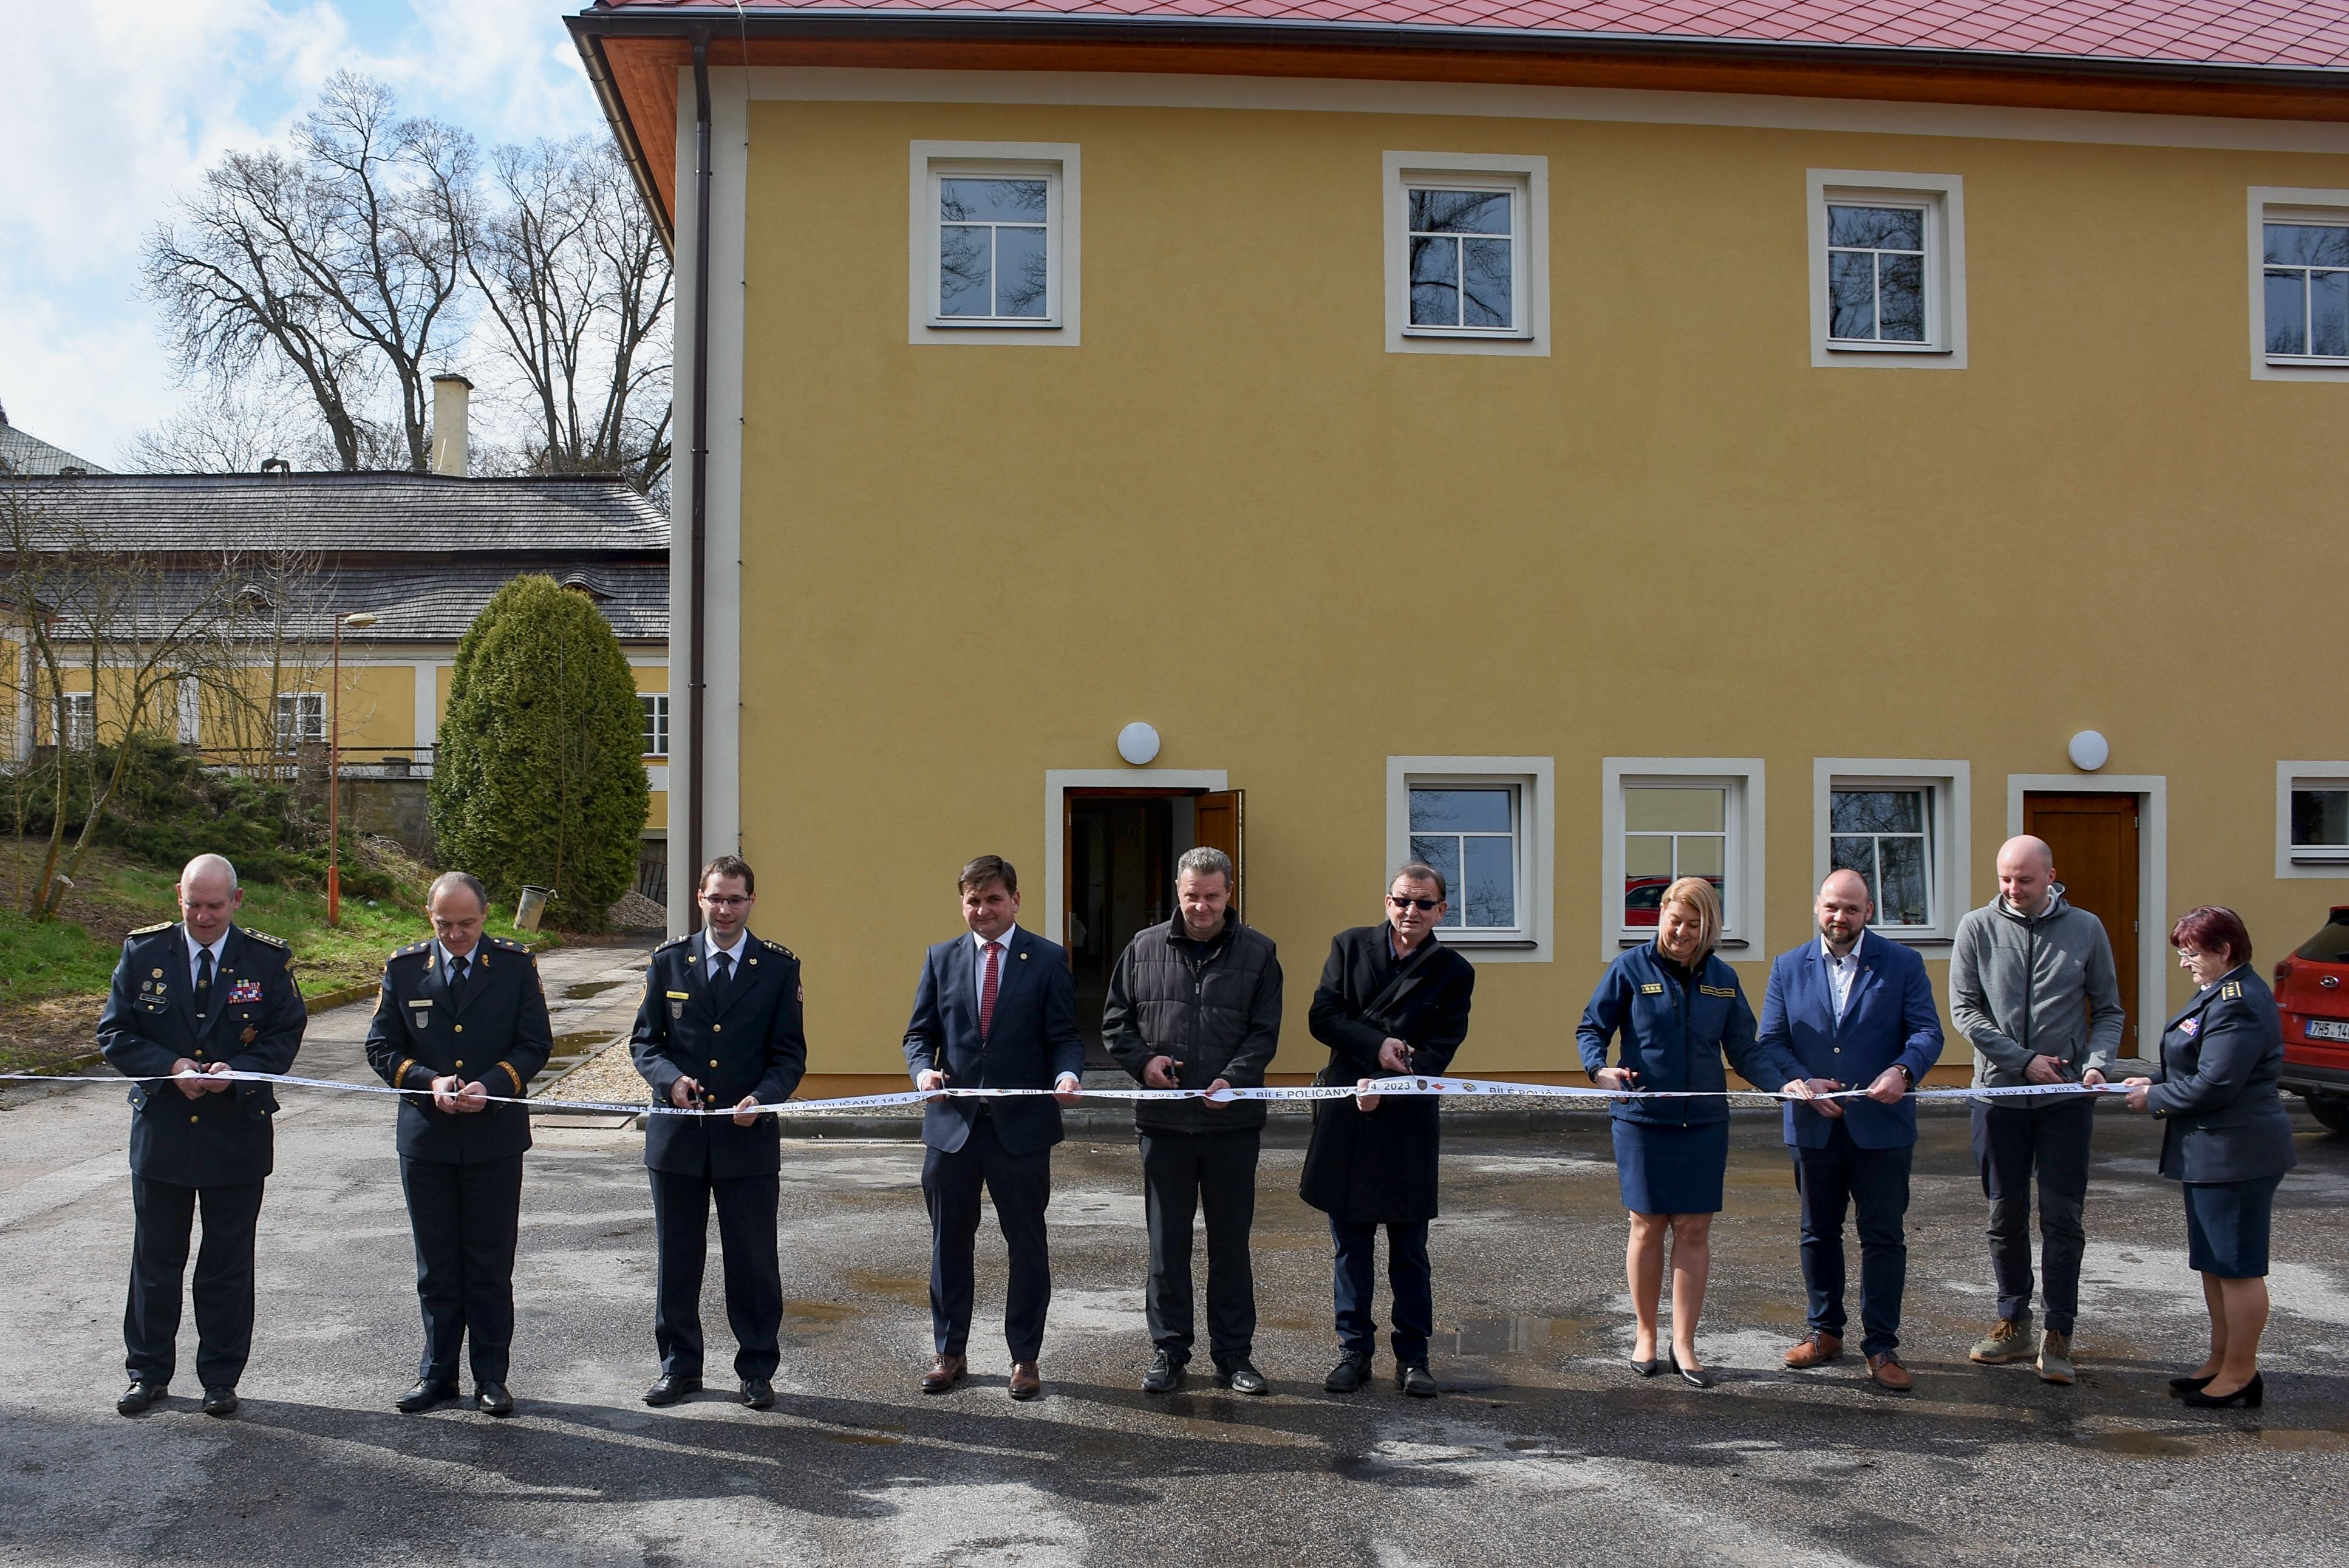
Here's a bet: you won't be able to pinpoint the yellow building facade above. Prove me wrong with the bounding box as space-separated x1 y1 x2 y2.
579 9 2349 1088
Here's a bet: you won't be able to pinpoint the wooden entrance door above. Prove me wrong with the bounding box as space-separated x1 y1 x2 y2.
2023 792 2141 1054
1194 790 1244 921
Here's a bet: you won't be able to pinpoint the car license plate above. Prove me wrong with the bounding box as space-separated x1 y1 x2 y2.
2308 1018 2349 1043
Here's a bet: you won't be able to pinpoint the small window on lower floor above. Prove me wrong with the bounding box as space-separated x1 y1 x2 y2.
641 693 670 758
275 692 324 750
1604 760 1764 952
2290 778 2349 865
1812 762 1969 942
63 692 94 748
1387 757 1553 958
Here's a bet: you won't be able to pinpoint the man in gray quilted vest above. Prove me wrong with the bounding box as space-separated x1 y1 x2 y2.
1103 845 1283 1397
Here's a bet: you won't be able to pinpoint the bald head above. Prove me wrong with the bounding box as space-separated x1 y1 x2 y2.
176 854 242 946
1816 868 1873 952
1996 836 2056 916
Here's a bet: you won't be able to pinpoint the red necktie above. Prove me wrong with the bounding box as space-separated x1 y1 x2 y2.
980 941 1002 1040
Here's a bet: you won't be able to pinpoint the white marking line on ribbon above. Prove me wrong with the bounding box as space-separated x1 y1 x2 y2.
0 1069 2128 1117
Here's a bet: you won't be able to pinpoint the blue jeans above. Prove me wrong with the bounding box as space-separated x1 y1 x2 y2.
1792 1125 1912 1358
1331 1217 1431 1364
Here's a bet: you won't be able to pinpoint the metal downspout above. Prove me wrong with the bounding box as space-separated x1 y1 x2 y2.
686 28 712 932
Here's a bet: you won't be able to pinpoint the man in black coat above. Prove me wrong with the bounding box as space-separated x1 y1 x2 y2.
98 853 305 1419
629 855 807 1409
1301 862 1476 1399
1103 845 1282 1396
364 871 553 1416
902 855 1084 1400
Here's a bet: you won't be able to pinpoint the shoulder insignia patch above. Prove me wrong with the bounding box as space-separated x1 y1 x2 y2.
762 937 796 961
653 935 689 955
2221 980 2243 999
1699 984 1737 998
128 921 173 938
242 929 289 950
395 941 428 958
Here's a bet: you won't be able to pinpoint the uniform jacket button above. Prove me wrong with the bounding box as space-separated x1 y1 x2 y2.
709 1059 719 1068
454 1024 464 1033
188 1114 199 1123
712 1023 723 1032
454 1060 465 1069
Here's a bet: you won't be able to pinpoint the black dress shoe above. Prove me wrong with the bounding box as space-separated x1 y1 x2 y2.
476 1383 514 1417
2168 1373 2217 1396
1399 1363 1440 1399
1671 1353 1715 1389
740 1378 774 1409
396 1379 459 1414
117 1381 167 1417
2180 1372 2263 1409
1142 1350 1186 1394
1221 1360 1269 1396
642 1373 702 1407
1324 1353 1372 1394
202 1386 239 1417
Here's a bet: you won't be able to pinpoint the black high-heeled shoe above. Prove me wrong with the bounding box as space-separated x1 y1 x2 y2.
2180 1372 2262 1409
1669 1351 1714 1389
2167 1373 2215 1396
1629 1355 1664 1378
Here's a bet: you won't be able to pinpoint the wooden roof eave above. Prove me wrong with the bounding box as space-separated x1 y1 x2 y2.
566 7 2349 247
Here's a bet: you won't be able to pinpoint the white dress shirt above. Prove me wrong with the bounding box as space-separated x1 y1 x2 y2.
434 939 482 987
704 928 749 977
1822 929 1866 1020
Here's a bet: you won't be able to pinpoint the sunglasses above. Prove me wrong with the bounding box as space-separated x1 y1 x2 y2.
1387 895 1442 912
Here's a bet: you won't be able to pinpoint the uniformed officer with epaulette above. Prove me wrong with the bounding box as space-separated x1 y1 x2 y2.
363 870 553 1416
98 853 305 1419
629 854 807 1409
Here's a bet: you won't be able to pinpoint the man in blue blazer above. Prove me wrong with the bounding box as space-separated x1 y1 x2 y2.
1757 870 1944 1391
902 855 1084 1400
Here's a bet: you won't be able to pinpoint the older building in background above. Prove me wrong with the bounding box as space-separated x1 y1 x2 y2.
572 0 2349 1090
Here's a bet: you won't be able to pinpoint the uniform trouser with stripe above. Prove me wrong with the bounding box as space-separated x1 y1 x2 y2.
401 1153 524 1385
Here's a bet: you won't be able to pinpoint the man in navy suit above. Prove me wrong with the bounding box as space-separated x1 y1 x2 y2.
902 855 1084 1400
1757 870 1944 1391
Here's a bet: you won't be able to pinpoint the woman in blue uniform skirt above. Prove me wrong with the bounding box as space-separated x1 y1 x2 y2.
1578 878 1807 1387
2122 906 2297 1410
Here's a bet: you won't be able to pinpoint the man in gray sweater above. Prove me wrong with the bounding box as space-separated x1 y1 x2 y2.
1948 835 2126 1386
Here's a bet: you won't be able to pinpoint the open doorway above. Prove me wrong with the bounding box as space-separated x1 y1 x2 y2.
1062 786 1242 1065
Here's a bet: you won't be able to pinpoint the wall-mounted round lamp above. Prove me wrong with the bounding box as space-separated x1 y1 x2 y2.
1117 722 1161 766
2067 730 2110 772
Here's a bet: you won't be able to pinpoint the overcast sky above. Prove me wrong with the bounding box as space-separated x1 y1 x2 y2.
0 0 611 470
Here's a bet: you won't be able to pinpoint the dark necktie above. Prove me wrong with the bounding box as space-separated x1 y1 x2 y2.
711 948 732 1004
195 947 214 1019
448 953 470 1006
979 941 1002 1040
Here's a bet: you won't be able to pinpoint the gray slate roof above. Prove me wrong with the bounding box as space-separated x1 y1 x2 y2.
0 417 109 477
14 471 665 553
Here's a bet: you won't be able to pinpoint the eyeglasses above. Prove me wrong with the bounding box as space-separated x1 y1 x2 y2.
701 895 751 908
1388 895 1441 912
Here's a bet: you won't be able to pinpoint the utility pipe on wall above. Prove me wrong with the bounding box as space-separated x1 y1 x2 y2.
685 28 712 933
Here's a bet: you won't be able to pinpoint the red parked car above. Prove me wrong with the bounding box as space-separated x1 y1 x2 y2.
2269 905 2349 1134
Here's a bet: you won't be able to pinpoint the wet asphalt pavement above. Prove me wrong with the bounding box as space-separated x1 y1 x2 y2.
2 947 2345 1567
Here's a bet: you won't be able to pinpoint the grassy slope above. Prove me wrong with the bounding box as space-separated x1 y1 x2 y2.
0 844 557 1071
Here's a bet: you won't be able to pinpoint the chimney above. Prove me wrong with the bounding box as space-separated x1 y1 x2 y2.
429 373 472 477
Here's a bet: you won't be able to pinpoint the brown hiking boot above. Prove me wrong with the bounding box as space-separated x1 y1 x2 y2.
2036 1329 2076 1385
1784 1331 1844 1369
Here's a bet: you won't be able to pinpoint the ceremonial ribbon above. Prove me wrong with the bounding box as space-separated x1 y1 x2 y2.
0 1069 2132 1117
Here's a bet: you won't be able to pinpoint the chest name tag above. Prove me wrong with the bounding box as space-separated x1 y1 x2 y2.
1639 983 1665 995
408 1000 433 1028
1699 984 1736 998
228 980 264 1004
666 991 690 1000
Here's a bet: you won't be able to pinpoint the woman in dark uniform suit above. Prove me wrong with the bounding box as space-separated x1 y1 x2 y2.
2122 906 2297 1409
1577 878 1809 1386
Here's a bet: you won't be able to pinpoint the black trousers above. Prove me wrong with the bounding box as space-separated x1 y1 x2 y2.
649 1167 783 1380
1792 1125 1914 1357
1139 1127 1260 1368
1971 1097 2094 1334
124 1176 265 1388
400 1154 524 1385
922 1115 1052 1363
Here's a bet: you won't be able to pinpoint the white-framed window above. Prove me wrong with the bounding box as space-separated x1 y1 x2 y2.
1385 756 1553 961
2277 762 2349 875
1601 759 1765 955
641 693 670 758
62 691 94 749
1812 760 1971 943
275 692 325 749
1383 152 1548 357
2249 189 2349 381
909 141 1080 346
1807 170 1965 368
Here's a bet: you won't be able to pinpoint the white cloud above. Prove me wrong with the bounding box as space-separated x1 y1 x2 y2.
0 0 607 469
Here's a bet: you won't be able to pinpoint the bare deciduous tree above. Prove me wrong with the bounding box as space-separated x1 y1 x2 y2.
141 72 476 473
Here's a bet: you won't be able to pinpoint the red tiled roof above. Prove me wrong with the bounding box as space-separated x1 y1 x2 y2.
587 0 2349 69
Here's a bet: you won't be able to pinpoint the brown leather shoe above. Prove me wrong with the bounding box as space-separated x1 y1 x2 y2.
1866 1352 1914 1392
1008 1361 1042 1401
921 1354 966 1395
1784 1331 1843 1369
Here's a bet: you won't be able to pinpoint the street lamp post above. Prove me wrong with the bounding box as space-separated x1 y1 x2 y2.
327 610 378 927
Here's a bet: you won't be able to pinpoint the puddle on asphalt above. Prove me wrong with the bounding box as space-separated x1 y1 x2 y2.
2253 1427 2349 1452
843 1269 930 1307
2082 1428 2200 1458
536 1030 619 1083
562 980 626 1001
1432 1315 1598 1357
785 1298 855 1326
